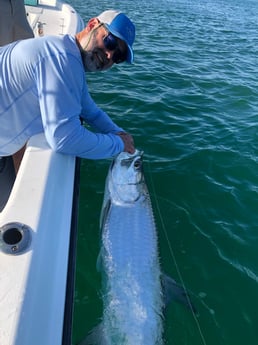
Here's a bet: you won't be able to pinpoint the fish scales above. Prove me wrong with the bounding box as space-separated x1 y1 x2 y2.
103 202 157 270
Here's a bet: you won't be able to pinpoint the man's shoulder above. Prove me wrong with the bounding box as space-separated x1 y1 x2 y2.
36 34 75 52
26 34 80 64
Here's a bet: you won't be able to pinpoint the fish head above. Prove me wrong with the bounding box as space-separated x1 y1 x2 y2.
109 150 144 203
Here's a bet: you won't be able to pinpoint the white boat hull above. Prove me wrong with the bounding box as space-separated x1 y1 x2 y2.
26 0 84 37
0 134 76 345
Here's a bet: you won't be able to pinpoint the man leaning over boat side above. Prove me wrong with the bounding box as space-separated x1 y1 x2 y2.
0 9 135 167
0 0 34 173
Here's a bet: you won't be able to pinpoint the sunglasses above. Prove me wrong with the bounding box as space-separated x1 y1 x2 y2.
103 32 127 64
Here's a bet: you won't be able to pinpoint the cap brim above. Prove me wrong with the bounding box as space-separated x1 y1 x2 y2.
105 24 134 63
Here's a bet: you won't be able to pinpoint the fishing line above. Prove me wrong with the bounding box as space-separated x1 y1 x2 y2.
146 160 208 345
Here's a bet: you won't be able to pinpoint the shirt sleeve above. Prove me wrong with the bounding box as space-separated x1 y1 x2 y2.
80 89 124 134
36 51 124 159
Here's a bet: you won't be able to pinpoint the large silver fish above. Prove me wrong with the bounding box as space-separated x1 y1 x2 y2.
81 150 193 345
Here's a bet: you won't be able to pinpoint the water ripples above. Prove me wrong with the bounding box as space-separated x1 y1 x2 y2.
70 0 258 344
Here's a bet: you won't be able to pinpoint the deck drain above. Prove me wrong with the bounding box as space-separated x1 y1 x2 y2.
0 222 32 255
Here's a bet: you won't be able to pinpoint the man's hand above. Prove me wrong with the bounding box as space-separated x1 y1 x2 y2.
116 132 135 154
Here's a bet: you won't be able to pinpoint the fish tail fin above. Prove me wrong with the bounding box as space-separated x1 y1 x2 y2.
161 274 197 314
77 323 107 345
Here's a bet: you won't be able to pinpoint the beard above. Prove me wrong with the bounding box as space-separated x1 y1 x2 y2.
81 48 110 72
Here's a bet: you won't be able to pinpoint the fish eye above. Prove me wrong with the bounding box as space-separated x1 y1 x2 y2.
134 159 142 169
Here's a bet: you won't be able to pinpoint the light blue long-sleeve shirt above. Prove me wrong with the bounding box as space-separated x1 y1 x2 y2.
0 34 125 159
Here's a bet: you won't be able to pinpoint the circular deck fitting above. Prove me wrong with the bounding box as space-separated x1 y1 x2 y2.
0 222 32 255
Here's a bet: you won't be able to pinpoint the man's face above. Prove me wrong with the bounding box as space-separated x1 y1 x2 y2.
81 23 127 72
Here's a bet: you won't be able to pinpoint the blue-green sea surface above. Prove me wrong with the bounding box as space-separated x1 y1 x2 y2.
67 0 258 344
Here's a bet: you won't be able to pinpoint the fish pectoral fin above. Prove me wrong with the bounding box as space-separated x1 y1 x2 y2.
77 323 106 345
96 249 103 272
100 198 111 230
161 274 197 314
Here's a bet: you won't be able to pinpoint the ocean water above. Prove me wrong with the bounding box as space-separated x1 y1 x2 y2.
67 0 258 344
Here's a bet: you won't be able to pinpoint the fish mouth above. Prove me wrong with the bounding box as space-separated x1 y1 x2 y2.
119 149 143 160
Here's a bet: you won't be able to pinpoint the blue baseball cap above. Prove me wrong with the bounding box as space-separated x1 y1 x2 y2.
97 10 135 64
